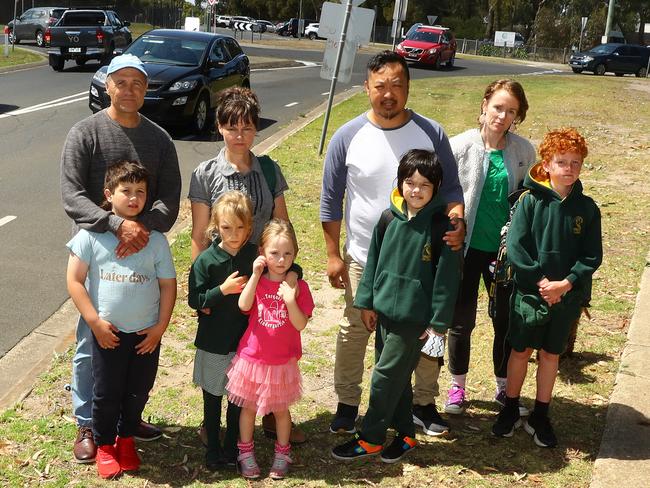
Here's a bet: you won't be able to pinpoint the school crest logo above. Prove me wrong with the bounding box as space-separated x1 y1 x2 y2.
422 242 432 262
573 216 584 235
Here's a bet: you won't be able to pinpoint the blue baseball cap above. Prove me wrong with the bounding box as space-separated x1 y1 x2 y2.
106 53 148 78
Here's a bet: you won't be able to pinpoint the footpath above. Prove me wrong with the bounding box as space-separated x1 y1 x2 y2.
0 46 647 486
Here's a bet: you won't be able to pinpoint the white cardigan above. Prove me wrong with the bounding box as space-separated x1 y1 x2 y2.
450 128 536 254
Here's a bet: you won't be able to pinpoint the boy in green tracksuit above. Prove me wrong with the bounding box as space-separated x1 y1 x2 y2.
331 149 462 464
492 128 602 448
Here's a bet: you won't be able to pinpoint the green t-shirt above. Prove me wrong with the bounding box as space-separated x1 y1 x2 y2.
470 150 510 252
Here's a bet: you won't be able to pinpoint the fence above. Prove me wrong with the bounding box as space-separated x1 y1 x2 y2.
456 38 569 64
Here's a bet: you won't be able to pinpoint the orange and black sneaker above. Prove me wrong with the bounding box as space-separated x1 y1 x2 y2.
380 434 417 463
331 433 382 461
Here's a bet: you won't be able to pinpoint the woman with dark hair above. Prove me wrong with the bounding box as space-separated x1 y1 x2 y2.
443 79 536 416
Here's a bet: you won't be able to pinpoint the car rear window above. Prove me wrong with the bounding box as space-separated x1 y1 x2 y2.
407 30 442 43
51 9 66 19
59 12 106 26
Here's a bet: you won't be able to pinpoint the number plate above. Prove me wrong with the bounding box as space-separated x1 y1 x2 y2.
69 47 82 53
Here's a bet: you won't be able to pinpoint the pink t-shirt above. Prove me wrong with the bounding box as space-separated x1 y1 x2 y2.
237 276 315 365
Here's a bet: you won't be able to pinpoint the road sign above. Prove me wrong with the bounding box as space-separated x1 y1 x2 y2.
581 17 588 31
207 0 217 5
494 30 516 47
427 15 437 25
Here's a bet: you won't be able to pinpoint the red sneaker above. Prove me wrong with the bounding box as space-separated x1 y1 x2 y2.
115 436 140 472
96 445 121 479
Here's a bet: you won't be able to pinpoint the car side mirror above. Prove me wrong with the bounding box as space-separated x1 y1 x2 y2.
209 59 224 68
113 48 124 56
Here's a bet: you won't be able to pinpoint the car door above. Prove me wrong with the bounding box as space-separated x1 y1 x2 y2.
440 32 451 63
610 46 629 72
107 11 128 48
206 39 236 107
15 9 34 40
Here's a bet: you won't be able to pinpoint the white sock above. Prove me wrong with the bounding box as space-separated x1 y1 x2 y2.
451 374 466 388
495 377 507 392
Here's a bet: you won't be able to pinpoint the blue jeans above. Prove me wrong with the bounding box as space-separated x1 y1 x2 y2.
72 316 93 427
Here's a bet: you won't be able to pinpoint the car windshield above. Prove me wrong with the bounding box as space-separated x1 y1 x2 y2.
589 44 617 54
406 30 441 43
127 35 208 66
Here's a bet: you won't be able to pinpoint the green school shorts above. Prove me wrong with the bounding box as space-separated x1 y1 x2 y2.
508 291 582 354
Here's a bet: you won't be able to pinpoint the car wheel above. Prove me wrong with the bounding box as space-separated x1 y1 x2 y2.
8 31 18 44
281 31 290 37
446 53 455 68
636 66 647 78
75 58 87 66
594 64 606 76
308 32 316 40
571 67 583 73
36 30 44 47
49 54 64 71
192 94 209 134
433 56 441 70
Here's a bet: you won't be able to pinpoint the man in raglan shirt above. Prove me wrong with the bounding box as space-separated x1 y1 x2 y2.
320 51 465 438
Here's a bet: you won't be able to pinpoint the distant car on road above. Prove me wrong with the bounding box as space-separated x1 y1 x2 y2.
305 23 324 40
276 18 316 38
396 25 457 69
215 15 232 28
7 6 66 47
88 29 250 134
569 43 650 77
256 20 276 33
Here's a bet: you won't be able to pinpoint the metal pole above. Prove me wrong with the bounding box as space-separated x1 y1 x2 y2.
12 0 18 51
391 0 402 50
604 0 615 40
298 0 303 40
317 0 354 156
645 55 650 78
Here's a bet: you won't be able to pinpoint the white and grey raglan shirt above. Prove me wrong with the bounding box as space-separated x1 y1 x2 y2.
320 110 464 267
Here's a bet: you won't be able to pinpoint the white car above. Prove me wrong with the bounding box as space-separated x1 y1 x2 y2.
305 23 323 40
215 15 232 28
256 20 276 33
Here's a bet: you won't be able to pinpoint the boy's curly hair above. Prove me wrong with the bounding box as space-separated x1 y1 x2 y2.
539 128 588 164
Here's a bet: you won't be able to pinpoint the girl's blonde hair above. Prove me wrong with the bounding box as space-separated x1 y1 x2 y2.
259 219 299 255
206 191 254 241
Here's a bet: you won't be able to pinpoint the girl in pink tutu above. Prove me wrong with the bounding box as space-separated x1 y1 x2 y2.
227 219 314 479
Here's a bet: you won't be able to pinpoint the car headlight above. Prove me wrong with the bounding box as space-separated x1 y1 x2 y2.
92 70 107 84
169 80 198 92
583 56 593 62
428 48 438 54
396 43 403 50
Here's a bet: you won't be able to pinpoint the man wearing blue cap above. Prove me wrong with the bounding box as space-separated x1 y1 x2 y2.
60 53 181 463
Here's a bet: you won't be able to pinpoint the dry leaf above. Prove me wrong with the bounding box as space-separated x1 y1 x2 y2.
32 449 45 461
514 472 527 481
165 426 182 433
182 454 188 464
44 463 51 476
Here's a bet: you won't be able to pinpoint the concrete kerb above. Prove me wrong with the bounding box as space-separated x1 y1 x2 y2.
0 82 364 413
590 251 650 488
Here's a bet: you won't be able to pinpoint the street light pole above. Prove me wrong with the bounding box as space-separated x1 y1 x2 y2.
604 0 615 41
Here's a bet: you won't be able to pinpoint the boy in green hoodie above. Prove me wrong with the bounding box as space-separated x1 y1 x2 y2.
492 128 602 447
331 149 462 464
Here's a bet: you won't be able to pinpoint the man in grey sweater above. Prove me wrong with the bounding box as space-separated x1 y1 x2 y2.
60 54 181 463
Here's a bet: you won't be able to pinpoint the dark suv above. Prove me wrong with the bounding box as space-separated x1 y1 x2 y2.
569 43 650 77
7 6 66 47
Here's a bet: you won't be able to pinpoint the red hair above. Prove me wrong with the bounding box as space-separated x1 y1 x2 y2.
539 127 588 164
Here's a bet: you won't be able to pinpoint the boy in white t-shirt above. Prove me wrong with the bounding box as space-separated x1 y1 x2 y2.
66 160 177 479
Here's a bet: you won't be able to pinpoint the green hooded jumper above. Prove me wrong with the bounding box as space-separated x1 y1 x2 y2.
354 188 462 335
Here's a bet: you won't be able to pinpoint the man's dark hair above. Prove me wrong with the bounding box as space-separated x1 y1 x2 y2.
366 50 410 82
101 160 149 210
397 149 443 196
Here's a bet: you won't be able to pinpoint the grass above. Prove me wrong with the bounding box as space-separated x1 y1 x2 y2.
1 74 649 487
0 45 43 68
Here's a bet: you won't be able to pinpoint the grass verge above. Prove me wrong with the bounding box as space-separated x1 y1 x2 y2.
0 74 648 487
0 46 43 68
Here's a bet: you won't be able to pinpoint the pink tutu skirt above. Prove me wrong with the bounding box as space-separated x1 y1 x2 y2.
226 355 302 416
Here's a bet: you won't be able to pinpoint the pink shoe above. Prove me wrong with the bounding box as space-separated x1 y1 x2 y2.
237 451 260 479
269 451 293 479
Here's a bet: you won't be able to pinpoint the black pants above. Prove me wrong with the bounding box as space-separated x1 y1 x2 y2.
447 247 511 378
202 390 240 462
91 331 159 446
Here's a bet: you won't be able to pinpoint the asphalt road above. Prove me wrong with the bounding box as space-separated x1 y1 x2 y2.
0 40 553 358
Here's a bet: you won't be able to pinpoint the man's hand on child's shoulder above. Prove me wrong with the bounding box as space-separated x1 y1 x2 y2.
443 216 466 251
278 281 297 304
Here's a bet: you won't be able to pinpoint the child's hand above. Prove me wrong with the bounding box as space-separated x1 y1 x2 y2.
136 323 166 354
285 271 300 298
278 281 297 304
419 328 446 339
360 309 378 332
252 255 267 275
539 279 572 306
200 307 211 315
89 318 120 349
220 271 248 295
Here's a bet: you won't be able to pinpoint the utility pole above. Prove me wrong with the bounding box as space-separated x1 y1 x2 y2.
604 0 615 42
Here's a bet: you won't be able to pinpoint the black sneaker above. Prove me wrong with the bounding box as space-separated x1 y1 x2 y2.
331 433 382 461
412 403 449 436
329 403 359 434
380 433 417 464
524 413 557 448
491 406 522 437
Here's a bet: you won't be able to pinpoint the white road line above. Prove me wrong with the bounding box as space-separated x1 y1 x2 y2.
251 64 321 72
0 216 17 228
522 69 564 76
0 92 88 119
285 102 299 107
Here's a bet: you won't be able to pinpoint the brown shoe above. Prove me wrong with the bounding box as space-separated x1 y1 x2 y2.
262 413 307 445
134 420 162 442
73 426 96 464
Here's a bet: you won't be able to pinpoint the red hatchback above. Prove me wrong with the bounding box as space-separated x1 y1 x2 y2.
396 25 457 69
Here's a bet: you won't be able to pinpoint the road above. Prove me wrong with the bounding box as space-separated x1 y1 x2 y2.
0 41 551 358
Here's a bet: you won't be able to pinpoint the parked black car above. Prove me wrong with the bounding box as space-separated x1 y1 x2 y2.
276 18 316 37
7 6 66 47
569 43 650 77
89 29 251 134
